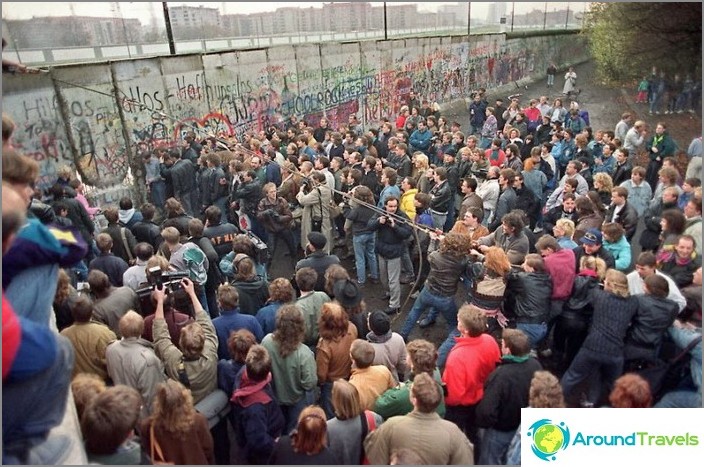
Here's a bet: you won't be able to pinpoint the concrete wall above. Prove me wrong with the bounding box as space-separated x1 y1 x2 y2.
3 31 589 206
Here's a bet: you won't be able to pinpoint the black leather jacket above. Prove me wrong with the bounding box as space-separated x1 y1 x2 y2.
506 271 553 323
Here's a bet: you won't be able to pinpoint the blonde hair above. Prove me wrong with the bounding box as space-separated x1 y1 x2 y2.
593 172 614 193
529 371 565 408
605 269 629 297
331 379 362 420
555 218 576 238
579 255 607 281
118 310 144 338
179 322 205 359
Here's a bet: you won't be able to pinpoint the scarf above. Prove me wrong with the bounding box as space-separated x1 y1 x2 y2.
231 370 272 408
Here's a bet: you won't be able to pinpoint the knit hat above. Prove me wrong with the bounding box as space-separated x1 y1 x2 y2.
368 310 391 335
333 279 362 308
307 232 327 250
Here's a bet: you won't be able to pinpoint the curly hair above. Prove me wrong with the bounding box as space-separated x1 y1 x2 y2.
150 380 197 439
594 172 614 193
273 304 306 358
54 268 73 305
529 371 565 408
227 328 257 363
484 246 512 277
439 231 473 257
609 373 652 408
268 277 295 303
318 302 350 340
406 339 438 375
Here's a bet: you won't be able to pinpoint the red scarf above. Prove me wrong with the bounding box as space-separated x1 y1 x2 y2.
231 370 273 407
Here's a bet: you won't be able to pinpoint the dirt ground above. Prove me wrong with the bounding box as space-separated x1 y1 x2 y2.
268 59 702 361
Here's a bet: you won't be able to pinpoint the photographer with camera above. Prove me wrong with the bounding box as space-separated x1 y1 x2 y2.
161 226 210 314
141 256 194 347
257 183 296 267
296 171 334 255
231 169 266 242
153 277 218 405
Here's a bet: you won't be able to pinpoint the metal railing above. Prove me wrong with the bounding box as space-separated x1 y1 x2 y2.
2 2 588 67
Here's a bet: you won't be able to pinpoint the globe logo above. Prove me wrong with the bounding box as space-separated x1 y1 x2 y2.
527 419 571 461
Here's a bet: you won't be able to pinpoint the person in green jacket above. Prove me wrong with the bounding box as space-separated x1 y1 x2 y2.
645 122 676 190
373 339 445 420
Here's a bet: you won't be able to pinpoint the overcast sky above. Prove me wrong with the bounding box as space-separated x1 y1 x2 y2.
2 2 586 25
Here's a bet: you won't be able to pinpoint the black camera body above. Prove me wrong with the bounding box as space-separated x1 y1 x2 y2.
301 177 313 193
146 267 189 292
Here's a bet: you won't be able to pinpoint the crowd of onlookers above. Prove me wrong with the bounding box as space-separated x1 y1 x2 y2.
2 60 702 465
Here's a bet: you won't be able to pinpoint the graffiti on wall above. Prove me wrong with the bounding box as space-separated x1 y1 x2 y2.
3 32 589 198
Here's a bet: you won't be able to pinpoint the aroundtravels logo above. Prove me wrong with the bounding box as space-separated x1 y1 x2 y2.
527 419 571 461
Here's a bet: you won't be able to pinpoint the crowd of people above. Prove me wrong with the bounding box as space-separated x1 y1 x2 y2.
2 60 702 465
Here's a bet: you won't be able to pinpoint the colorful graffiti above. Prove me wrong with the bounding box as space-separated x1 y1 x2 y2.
2 32 589 200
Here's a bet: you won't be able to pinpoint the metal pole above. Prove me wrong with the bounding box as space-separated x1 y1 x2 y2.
162 2 176 55
565 3 570 28
543 1 548 30
383 2 388 40
467 2 471 36
510 2 515 32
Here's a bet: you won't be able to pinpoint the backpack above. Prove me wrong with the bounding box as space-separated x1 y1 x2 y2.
183 246 208 285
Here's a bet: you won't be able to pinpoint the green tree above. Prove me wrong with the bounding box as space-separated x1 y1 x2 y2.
584 2 701 83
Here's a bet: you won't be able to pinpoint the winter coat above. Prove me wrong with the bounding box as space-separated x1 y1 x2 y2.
368 211 413 259
475 356 543 431
506 271 553 323
297 185 334 255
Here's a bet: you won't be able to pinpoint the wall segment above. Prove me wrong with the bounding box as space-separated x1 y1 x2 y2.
2 31 589 206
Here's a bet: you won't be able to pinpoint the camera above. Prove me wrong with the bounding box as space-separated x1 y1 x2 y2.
135 267 191 317
145 267 189 292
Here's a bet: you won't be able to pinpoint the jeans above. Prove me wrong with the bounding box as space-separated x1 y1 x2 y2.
443 199 456 232
177 190 195 217
400 238 414 278
213 196 229 225
517 322 548 350
649 92 662 113
353 232 378 283
196 284 210 314
561 347 623 405
479 427 517 465
2 335 74 462
378 256 401 308
655 390 702 408
547 74 555 87
280 389 316 434
319 382 335 419
149 180 166 211
400 287 456 340
265 229 297 263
